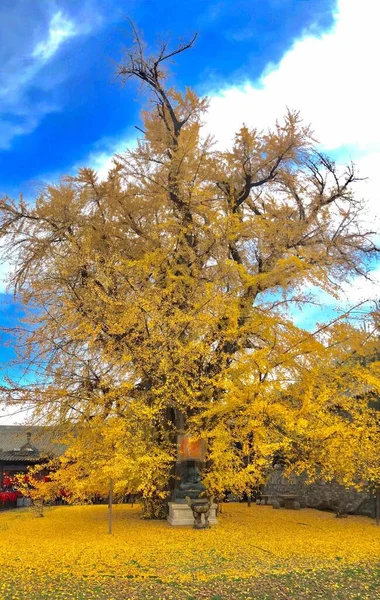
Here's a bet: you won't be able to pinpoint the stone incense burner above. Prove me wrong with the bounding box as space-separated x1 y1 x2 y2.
185 496 214 529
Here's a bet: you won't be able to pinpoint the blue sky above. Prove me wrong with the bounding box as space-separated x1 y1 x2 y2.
0 0 337 196
1 0 380 419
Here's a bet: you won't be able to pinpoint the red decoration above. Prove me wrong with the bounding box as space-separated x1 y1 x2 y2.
0 491 21 504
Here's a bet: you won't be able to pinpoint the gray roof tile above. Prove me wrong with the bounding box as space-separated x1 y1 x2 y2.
0 425 66 462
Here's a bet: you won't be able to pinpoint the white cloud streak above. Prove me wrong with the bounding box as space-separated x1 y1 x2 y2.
32 11 77 62
0 6 103 150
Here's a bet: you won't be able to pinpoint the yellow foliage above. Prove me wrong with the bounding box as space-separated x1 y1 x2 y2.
0 33 379 507
0 504 379 594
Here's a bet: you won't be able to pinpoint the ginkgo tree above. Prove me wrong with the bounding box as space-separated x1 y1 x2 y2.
0 28 379 516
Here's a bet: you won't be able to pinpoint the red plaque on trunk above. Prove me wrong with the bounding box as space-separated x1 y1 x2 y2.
177 435 205 461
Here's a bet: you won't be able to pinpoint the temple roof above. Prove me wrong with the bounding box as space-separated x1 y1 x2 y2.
0 426 66 463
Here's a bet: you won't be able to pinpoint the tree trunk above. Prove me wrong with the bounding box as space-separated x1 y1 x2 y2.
108 478 113 534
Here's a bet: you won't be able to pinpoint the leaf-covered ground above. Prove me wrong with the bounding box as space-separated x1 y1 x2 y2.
0 504 379 599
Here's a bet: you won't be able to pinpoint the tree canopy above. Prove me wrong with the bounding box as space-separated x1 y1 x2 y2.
1 30 379 512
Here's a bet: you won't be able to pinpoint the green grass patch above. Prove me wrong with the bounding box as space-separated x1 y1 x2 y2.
2 565 380 599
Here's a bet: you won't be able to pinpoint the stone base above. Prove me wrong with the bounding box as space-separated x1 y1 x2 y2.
167 502 218 526
17 497 32 507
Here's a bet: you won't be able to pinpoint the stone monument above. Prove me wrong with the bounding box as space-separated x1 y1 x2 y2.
167 435 218 526
174 460 206 501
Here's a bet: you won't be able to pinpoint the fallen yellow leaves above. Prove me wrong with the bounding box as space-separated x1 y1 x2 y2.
0 503 379 589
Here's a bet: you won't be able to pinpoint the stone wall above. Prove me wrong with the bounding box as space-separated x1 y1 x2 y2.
262 466 375 517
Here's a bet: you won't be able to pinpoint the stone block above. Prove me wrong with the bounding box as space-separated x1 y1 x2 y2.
167 502 218 526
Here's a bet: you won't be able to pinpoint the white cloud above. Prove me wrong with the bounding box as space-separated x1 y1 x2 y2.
0 404 34 425
203 0 380 313
289 264 380 331
72 133 137 181
0 11 76 149
84 148 124 182
0 5 104 150
340 265 380 305
32 11 77 62
202 0 380 237
205 0 380 153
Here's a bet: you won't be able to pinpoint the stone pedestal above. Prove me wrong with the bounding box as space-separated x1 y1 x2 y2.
167 502 218 526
